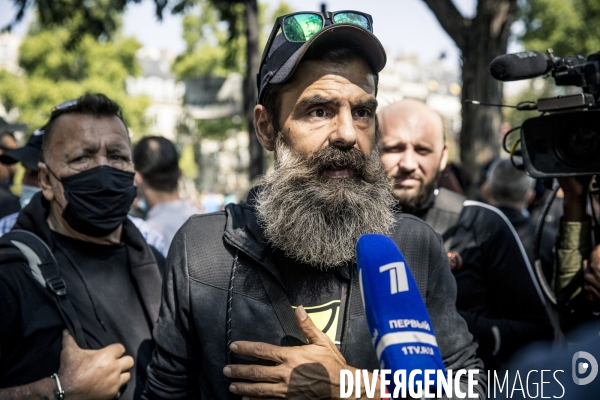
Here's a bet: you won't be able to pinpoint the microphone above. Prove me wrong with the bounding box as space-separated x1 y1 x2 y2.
490 50 552 81
356 234 445 394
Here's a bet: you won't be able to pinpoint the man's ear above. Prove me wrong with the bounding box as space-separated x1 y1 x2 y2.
254 104 276 151
525 188 535 205
482 181 492 203
37 162 55 202
439 143 449 172
134 171 144 186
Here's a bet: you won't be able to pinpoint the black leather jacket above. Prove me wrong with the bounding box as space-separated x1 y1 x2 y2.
144 195 487 399
419 189 555 371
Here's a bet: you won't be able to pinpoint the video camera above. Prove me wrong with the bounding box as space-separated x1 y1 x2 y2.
490 49 600 178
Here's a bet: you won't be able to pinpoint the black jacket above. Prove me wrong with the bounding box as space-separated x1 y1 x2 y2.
497 206 555 283
144 195 486 399
0 192 163 389
418 189 555 370
0 184 19 219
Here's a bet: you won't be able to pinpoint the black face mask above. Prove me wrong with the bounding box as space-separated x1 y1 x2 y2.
51 165 137 237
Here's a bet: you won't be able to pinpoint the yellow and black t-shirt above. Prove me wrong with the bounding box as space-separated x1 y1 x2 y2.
269 247 347 346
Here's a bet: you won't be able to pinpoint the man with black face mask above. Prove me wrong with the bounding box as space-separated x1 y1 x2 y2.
0 130 20 218
0 124 168 258
0 94 163 400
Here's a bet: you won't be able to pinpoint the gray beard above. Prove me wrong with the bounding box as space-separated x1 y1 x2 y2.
255 138 396 269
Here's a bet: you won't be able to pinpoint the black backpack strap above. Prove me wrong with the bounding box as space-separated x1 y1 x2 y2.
0 230 87 347
424 188 466 251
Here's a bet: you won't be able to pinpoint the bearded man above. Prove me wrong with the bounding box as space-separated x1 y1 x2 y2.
145 11 485 399
378 99 555 371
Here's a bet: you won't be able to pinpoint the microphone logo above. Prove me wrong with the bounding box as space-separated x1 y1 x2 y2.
379 262 409 295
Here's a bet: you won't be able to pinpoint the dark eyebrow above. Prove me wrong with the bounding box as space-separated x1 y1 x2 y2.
295 95 341 110
354 99 378 110
76 145 99 155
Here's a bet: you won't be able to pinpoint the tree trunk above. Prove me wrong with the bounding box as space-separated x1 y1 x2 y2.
423 0 516 195
460 1 516 192
244 0 263 181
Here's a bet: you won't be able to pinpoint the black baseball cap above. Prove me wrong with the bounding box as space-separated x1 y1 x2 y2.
257 22 387 103
0 128 44 171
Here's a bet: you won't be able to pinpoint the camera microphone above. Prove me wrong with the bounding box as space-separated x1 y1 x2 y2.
356 234 445 394
490 51 553 81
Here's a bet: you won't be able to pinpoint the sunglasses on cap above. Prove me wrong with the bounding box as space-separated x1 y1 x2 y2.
260 10 374 70
53 99 78 111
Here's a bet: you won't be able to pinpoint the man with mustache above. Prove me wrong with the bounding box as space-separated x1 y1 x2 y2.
0 125 167 259
145 11 485 399
378 99 555 371
0 94 163 399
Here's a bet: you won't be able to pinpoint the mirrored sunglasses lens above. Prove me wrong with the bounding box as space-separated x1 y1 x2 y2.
333 12 371 31
283 14 323 42
54 99 78 111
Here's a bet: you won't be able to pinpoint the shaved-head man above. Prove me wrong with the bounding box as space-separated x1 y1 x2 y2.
378 99 448 214
378 99 555 371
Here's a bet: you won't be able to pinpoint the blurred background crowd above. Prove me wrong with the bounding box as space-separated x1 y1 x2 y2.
0 0 600 397
1 0 597 211
0 0 596 277
0 0 597 312
0 0 597 314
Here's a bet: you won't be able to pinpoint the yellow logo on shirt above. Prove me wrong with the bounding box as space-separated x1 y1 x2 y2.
293 300 340 343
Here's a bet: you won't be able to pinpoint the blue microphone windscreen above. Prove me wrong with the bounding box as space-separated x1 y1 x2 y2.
356 234 446 378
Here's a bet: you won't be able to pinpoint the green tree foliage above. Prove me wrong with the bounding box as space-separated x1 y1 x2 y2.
179 143 199 179
0 23 150 136
518 0 600 57
4 0 175 48
505 0 600 130
196 116 243 139
172 0 245 80
174 0 292 147
5 0 293 179
258 1 293 48
172 0 292 80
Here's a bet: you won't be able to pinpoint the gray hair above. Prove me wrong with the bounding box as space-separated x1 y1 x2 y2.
255 137 395 269
487 158 534 204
